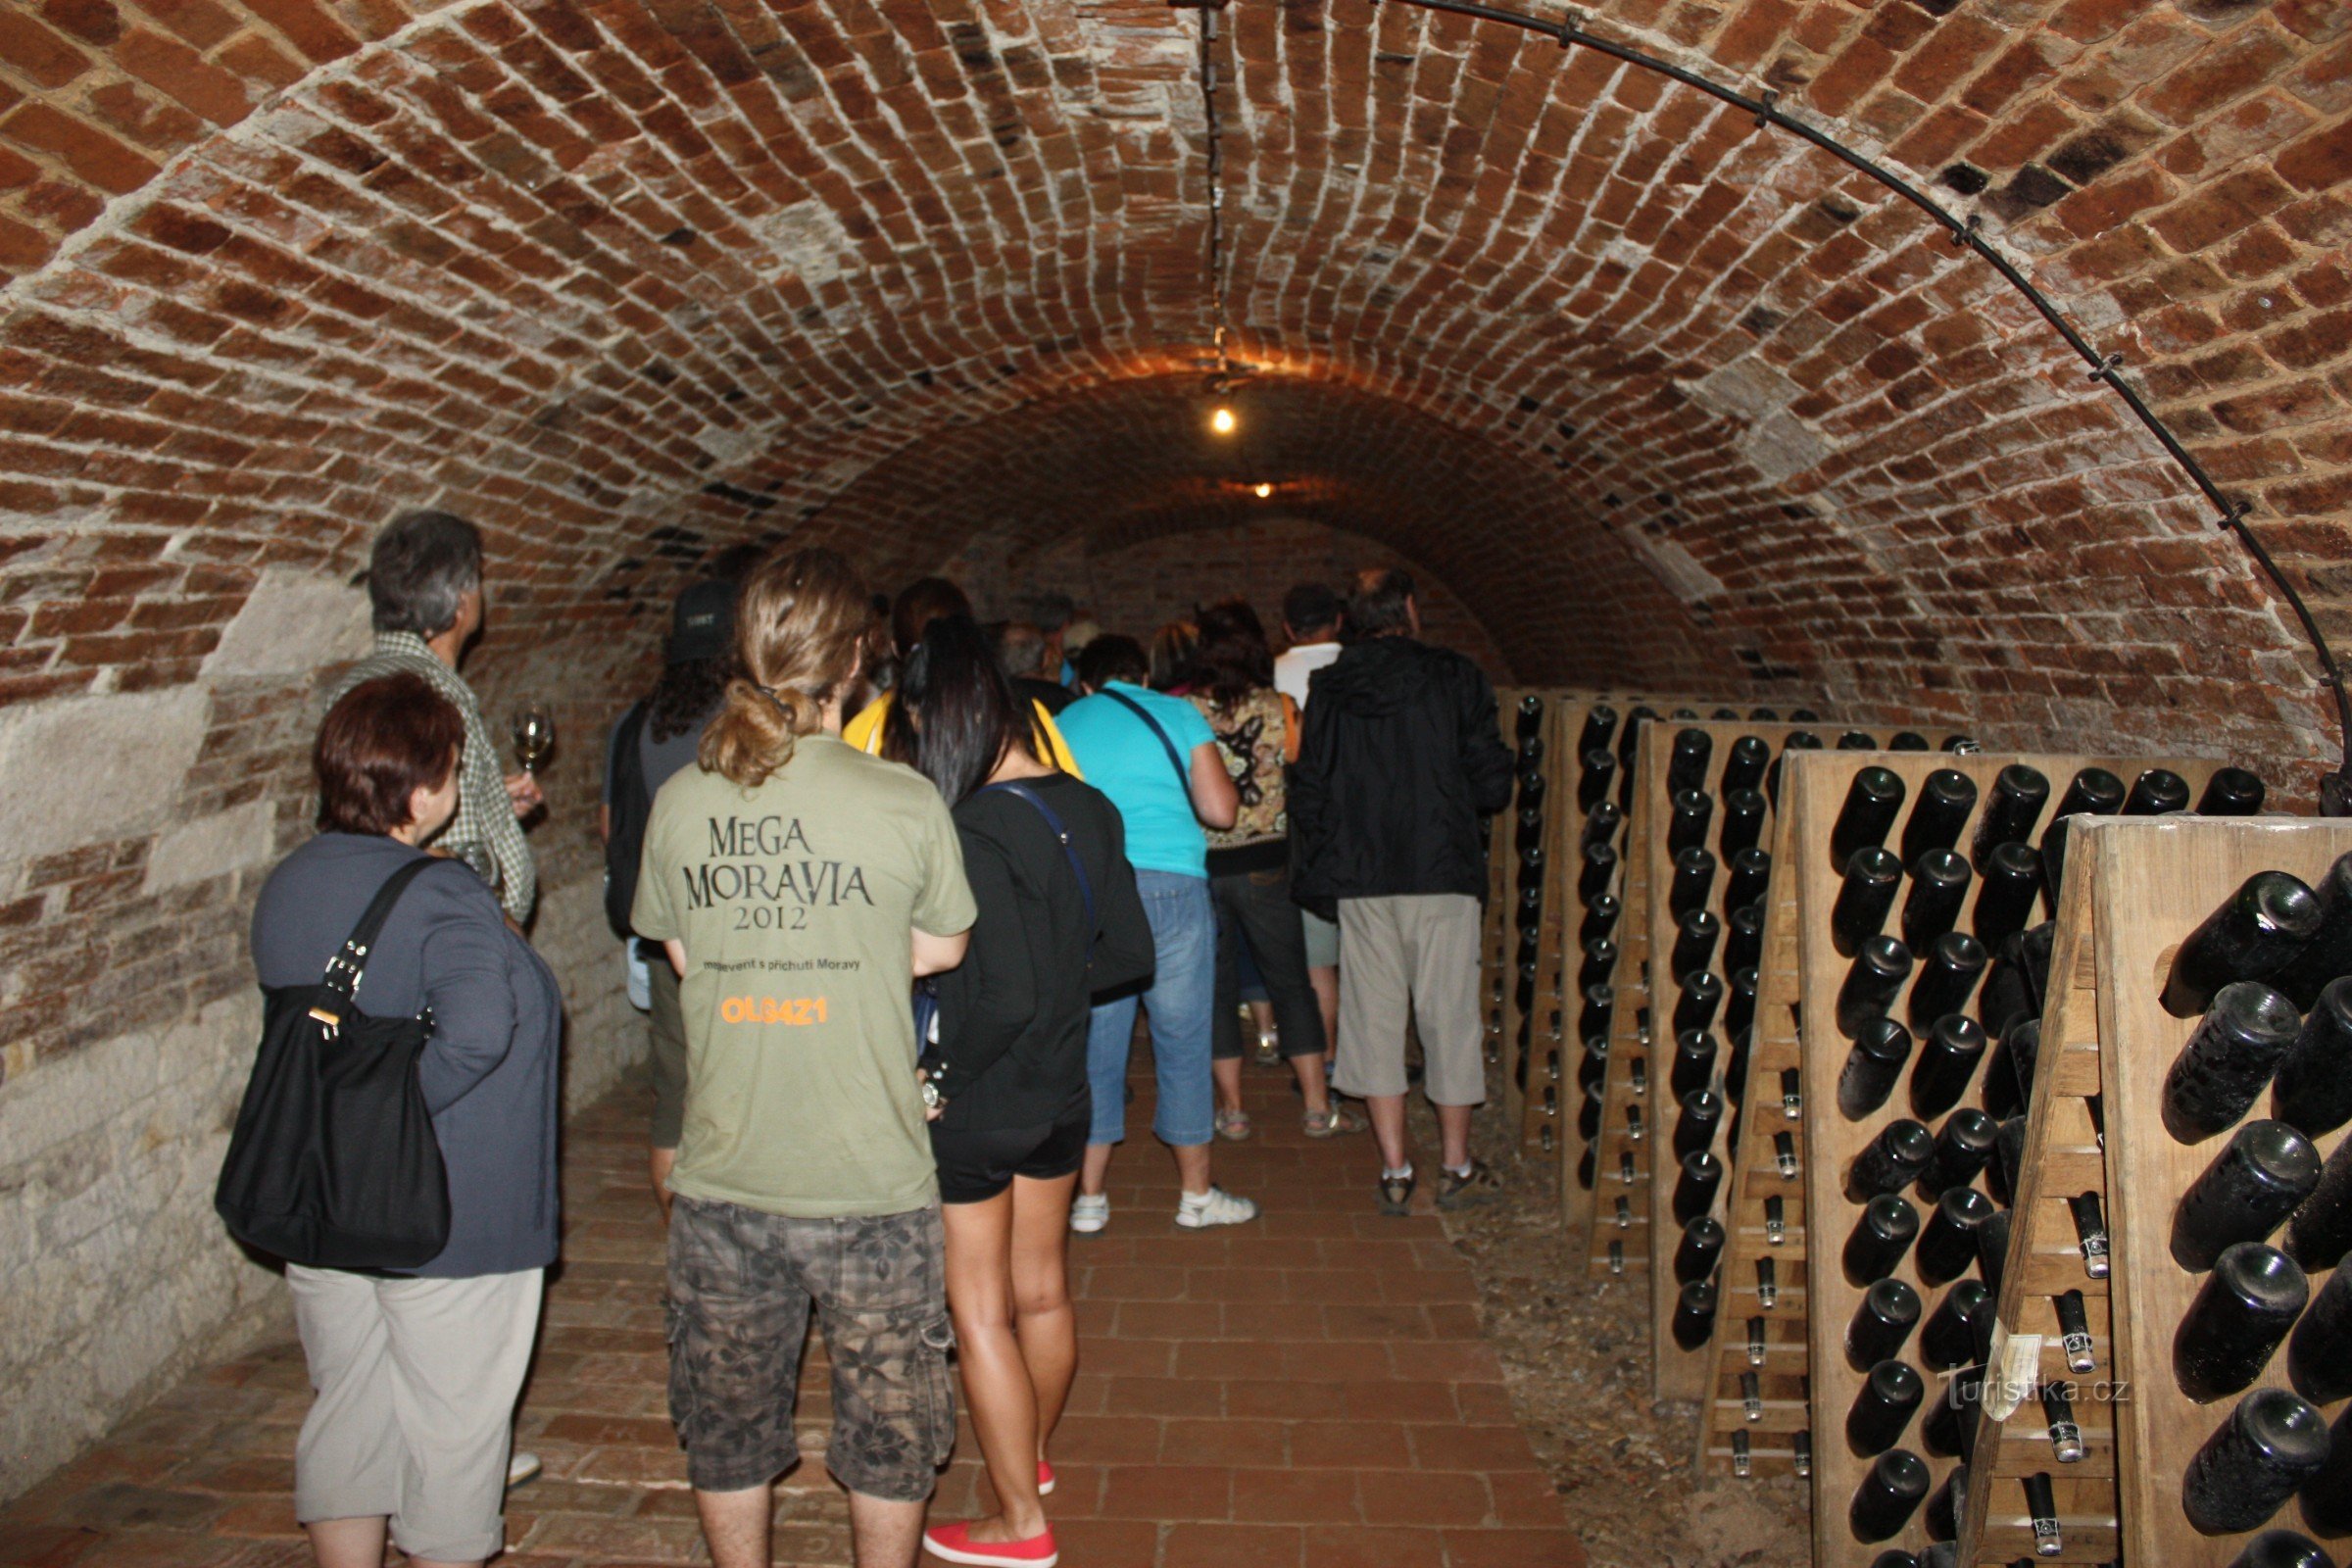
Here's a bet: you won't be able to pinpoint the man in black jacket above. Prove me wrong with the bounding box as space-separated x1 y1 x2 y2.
1290 568 1517 1215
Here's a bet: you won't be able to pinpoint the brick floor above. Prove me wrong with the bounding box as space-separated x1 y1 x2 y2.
0 1059 1585 1567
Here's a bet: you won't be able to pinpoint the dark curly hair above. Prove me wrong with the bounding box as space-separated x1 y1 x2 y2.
647 656 734 743
1191 599 1275 707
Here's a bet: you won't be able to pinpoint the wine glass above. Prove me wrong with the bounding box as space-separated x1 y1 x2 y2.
511 702 556 774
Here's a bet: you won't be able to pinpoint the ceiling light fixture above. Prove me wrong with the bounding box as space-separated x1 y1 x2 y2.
1212 406 1239 435
1253 481 1272 498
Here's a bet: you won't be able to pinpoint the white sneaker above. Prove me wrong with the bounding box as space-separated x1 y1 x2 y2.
1069 1195 1109 1234
506 1450 542 1489
1175 1187 1260 1229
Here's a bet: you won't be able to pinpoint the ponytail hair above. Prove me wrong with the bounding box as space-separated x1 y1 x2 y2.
699 547 869 788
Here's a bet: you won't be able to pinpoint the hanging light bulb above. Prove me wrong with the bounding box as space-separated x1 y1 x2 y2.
1210 405 1238 435
1253 482 1272 498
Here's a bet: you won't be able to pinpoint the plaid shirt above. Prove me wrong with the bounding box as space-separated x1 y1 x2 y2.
331 631 538 922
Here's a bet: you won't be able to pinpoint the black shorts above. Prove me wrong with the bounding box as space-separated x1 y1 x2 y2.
930 1113 1090 1204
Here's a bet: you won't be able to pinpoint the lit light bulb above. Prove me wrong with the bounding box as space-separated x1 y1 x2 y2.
1210 406 1237 435
1253 482 1272 498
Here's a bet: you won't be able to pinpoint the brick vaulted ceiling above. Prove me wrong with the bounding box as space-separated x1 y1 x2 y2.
0 0 2347 771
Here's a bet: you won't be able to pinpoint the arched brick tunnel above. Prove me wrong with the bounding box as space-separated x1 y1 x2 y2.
0 0 2347 1504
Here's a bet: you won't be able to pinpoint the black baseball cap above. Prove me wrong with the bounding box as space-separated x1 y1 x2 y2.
666 578 737 665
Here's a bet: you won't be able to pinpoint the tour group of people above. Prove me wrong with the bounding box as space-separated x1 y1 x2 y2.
249 511 1517 1568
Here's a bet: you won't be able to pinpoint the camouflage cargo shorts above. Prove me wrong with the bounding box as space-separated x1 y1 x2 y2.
664 1198 956 1499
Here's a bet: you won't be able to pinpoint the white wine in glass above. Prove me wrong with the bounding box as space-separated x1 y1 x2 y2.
511 703 556 773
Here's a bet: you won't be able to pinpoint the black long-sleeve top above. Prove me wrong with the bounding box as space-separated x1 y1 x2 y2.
922 773 1155 1130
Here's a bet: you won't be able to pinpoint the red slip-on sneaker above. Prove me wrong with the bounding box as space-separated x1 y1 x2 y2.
1038 1460 1055 1495
923 1521 1058 1567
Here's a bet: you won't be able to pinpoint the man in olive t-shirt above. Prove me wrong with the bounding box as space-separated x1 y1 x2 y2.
633 729 976 1568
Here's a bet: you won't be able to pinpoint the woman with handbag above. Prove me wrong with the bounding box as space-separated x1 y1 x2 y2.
882 616 1153 1568
247 672 563 1568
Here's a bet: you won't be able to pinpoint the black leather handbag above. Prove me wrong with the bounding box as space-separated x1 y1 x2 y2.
216 858 452 1270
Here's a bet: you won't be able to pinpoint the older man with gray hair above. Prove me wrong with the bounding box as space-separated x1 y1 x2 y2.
333 510 543 925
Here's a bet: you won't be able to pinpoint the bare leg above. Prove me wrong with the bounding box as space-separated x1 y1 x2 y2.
849 1491 927 1568
695 1484 771 1568
941 1190 1048 1542
1212 1055 1244 1117
1173 1141 1213 1199
1009 1172 1080 1453
304 1516 387 1568
1308 965 1339 1069
1289 1051 1333 1118
649 1146 676 1222
1248 999 1276 1048
1437 1102 1475 1172
1079 1142 1113 1199
1367 1092 1409 1173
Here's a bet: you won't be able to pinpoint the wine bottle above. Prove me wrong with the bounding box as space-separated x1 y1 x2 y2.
1890 732 1931 753
2229 1531 2336 1568
1838 936 1914 1039
2180 1387 2332 1533
2269 851 2352 1009
1781 1069 1803 1121
2177 1242 2309 1403
1745 1315 1768 1367
1669 1029 1716 1099
1616 707 1655 772
1839 1018 1915 1120
1757 1254 1780 1307
1848 1118 1936 1200
1578 840 1617 901
2275 975 2352 1138
1668 727 1714 794
1837 729 1877 751
1674 1150 1724 1225
1579 982 1613 1040
1725 967 1759 1045
1847 1360 1926 1456
1676 1215 1727 1283
1765 1193 1788 1245
1921 1364 1980 1456
1669 847 1717 920
1720 734 1770 793
1580 937 1620 991
1849 1448 1931 1543
2040 1379 2084 1463
1921 1282 1993 1372
1833 847 1905 958
2054 1289 2095 1375
1581 894 1621 946
1577 748 1616 811
2039 765 2126 898
1675 1089 1726 1159
1580 799 1623 849
1513 961 1537 1013
1767 730 1821 810
1577 704 1618 758
2023 1471 2061 1556
1516 733 1544 768
1901 769 1980 865
1831 767 1908 872
1668 788 1715 855
1725 847 1772 912
1676 970 1725 1036
1901 850 1972 950
1517 849 1544 905
1972 841 2044 950
2125 766 2191 815
1790 709 1821 722
1725 904 1766 973
1990 1114 2030 1207
1920 1107 1997 1200
1517 766 1545 809
1577 1143 1596 1190
2163 981 2305 1142
2163 870 2326 1018
1625 1102 1644 1142
1515 931 1541 968
1916 1188 1995 1288
1514 806 1544 852
1975 1208 2013 1296
1844 1194 1921 1286
1926 1463 1967 1544
1970 763 2050 873
1773 1129 1798 1179
1672 1280 1719 1349
2198 766 2267 816
2173 1119 2324 1271
2071 1192 2110 1279
1906 934 1988 1031
1978 922 2055 1041
1671 907 1721 982
2284 1128 2352 1271
1848 1278 1923 1368
1718 787 1767 858
2287 1263 2352 1405
1578 1081 1603 1140
1910 1014 1989 1121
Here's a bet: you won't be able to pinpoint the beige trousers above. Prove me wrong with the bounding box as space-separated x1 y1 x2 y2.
1332 893 1488 1107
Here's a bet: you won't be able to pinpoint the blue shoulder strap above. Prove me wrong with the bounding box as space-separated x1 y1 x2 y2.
1099 686 1192 792
980 780 1096 932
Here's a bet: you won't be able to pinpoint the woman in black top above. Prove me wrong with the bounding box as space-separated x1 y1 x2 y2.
884 615 1152 1567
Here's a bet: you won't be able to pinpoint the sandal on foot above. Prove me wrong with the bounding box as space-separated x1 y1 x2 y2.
1303 1103 1368 1138
1436 1159 1502 1211
1378 1169 1416 1216
1214 1106 1253 1141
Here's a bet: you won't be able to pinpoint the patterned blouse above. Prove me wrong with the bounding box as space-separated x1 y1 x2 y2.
1191 686 1291 852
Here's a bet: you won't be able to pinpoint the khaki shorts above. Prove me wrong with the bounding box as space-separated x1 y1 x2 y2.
1301 908 1341 970
666 1198 956 1499
1333 893 1487 1107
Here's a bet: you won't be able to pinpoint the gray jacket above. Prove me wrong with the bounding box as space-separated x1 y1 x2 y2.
249 833 562 1278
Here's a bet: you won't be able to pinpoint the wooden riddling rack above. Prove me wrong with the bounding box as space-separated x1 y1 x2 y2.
1478 687 1541 1138
1745 749 2244 1568
1961 814 2351 1567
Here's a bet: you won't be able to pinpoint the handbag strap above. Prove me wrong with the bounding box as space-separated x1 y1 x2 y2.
1099 686 1192 794
979 780 1097 931
322 858 439 1002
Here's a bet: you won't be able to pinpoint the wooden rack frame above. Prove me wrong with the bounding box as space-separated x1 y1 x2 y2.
1961 815 2352 1567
